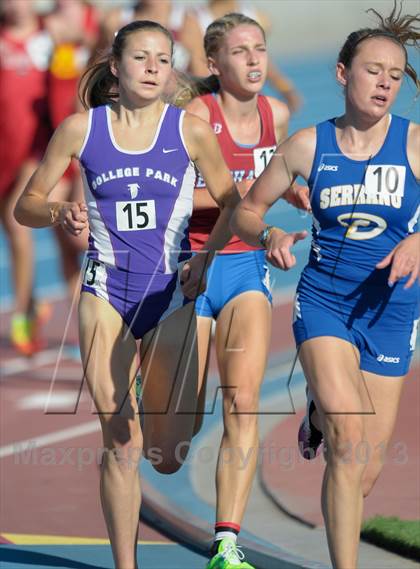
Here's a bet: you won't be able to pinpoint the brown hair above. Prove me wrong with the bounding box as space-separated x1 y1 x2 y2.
79 20 174 109
338 1 420 90
172 12 266 107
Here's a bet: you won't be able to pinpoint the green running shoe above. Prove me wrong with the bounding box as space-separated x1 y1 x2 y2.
135 374 142 402
206 538 255 568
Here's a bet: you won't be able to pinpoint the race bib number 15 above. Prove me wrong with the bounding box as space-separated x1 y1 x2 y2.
116 200 156 231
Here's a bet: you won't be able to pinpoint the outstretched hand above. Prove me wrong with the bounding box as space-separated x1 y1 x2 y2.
265 228 308 270
376 233 420 289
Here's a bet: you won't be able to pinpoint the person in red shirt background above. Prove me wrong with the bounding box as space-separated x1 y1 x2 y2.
45 0 99 300
0 0 97 356
0 0 53 355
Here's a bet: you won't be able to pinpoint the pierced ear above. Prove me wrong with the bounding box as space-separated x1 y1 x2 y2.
207 57 220 77
110 58 118 79
336 62 347 87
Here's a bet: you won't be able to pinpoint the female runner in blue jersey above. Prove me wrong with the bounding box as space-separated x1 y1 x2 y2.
232 5 419 569
15 20 240 569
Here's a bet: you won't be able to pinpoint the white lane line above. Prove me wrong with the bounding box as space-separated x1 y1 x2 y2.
18 391 87 411
0 349 63 378
0 419 100 459
0 345 81 380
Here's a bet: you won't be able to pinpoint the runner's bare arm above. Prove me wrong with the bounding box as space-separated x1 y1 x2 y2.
185 98 219 210
14 113 89 235
231 128 315 254
376 122 420 288
184 112 240 253
267 96 289 144
181 113 240 297
407 122 420 180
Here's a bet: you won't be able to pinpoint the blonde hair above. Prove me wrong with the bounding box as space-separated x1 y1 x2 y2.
172 12 266 107
204 12 265 58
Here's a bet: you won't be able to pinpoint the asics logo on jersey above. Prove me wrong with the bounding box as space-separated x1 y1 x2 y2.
377 354 400 363
318 163 338 172
162 148 178 154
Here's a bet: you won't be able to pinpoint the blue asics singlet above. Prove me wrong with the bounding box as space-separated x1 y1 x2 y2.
293 115 419 376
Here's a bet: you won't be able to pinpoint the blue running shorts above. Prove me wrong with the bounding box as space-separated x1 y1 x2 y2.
195 250 272 319
293 266 419 377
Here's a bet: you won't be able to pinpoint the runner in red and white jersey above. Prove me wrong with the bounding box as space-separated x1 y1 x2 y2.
180 13 309 569
189 91 278 253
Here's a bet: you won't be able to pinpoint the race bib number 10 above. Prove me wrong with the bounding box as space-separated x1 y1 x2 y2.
364 165 406 198
116 200 156 231
253 146 276 177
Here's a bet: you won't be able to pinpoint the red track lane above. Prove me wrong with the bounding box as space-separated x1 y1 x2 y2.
0 301 167 543
0 297 295 542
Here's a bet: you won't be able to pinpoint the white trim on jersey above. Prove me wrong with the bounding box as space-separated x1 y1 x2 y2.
105 104 169 155
78 108 93 160
163 161 195 274
81 167 116 268
157 267 186 324
160 109 195 274
178 110 192 161
408 204 420 233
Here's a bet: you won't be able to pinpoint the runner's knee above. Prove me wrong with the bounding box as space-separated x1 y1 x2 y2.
324 414 365 469
222 385 259 431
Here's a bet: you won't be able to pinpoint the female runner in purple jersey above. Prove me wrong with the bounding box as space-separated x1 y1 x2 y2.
15 20 239 569
231 5 419 569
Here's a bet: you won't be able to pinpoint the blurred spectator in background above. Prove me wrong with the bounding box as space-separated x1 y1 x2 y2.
46 0 100 127
44 0 99 299
0 0 53 355
0 0 96 356
96 0 195 73
184 0 302 113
